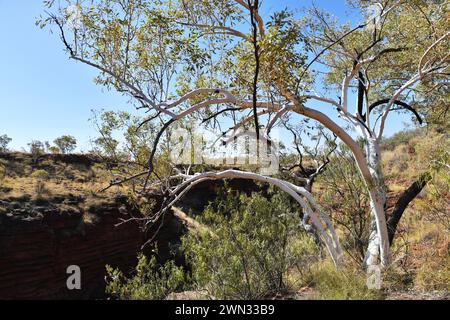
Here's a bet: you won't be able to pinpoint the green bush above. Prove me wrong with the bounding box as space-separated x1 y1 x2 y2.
31 169 50 180
105 253 187 300
105 188 319 300
183 190 315 299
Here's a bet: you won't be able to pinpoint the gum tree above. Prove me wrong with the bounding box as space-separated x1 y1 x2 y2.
54 135 77 154
0 134 12 153
41 0 449 269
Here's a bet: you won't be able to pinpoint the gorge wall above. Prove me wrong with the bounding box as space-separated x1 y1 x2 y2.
0 196 186 300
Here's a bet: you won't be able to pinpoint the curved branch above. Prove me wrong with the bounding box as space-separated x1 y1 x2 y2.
368 99 423 125
418 31 450 78
175 21 250 40
166 169 343 266
235 0 265 37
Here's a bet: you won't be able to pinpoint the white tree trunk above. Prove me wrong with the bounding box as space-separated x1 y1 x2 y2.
363 138 390 268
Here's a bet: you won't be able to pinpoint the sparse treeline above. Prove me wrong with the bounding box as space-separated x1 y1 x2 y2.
0 135 78 155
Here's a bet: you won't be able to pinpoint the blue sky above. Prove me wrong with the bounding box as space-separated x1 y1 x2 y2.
0 0 130 151
0 0 412 152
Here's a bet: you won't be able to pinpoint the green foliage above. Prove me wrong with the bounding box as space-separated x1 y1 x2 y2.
27 140 44 164
318 146 371 263
381 129 421 151
105 188 319 300
381 265 414 292
105 253 187 300
261 9 308 92
53 135 77 154
0 134 12 152
89 110 123 158
183 189 314 299
31 169 50 180
38 0 213 100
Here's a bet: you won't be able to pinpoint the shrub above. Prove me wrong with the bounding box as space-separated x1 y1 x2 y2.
105 253 187 300
183 189 314 299
105 188 319 300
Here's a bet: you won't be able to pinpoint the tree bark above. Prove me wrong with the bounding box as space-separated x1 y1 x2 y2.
363 138 390 268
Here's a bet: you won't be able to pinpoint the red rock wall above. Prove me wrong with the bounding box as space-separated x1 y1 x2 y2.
0 202 185 300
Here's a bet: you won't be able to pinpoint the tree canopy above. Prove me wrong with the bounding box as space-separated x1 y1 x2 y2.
40 0 449 269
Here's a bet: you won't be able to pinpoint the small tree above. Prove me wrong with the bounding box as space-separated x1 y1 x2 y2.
28 140 44 164
53 135 77 154
106 188 319 300
319 145 371 263
0 134 12 152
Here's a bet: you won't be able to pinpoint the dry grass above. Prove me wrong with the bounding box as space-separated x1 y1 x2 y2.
0 153 123 211
381 129 450 294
